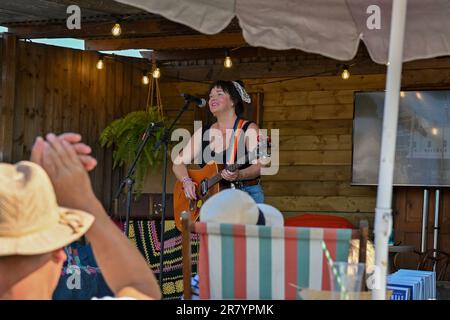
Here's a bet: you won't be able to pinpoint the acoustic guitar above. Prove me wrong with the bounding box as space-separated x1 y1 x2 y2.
173 138 270 231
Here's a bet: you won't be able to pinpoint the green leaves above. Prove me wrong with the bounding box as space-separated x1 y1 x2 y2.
99 107 166 192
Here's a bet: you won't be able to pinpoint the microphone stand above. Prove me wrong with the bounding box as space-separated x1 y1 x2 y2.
153 98 191 289
114 121 161 237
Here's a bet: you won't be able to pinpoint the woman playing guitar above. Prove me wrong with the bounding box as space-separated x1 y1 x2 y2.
172 80 265 205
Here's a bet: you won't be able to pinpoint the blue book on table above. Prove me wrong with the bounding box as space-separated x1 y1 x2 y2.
387 269 436 300
395 269 435 299
387 285 410 300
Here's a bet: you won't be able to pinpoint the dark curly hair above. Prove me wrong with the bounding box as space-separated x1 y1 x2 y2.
208 80 246 116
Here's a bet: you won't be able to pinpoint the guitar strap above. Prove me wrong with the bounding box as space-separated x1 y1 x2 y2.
228 118 245 165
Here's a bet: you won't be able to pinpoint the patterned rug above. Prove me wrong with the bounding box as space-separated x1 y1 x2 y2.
126 220 199 300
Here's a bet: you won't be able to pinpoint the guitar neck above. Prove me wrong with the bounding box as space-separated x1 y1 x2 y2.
207 163 242 188
201 138 269 192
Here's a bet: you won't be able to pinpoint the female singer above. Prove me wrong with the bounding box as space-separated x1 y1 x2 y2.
172 80 265 203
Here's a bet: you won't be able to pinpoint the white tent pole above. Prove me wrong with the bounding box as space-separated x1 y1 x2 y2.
372 0 408 300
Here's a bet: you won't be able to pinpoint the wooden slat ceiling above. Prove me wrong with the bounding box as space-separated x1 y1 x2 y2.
0 0 240 37
0 0 144 24
0 0 243 50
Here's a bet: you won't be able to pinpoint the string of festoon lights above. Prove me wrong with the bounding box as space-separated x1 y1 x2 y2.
95 21 358 85
221 48 355 82
222 48 354 81
93 21 160 84
159 56 359 86
111 22 122 37
95 53 161 84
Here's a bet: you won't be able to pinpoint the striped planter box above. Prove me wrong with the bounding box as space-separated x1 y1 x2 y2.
195 222 352 299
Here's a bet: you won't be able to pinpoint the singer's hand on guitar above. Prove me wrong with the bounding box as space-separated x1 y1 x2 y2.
182 179 197 200
221 169 240 182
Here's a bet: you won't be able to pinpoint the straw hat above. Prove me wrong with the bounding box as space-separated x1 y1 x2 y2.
200 189 284 226
0 161 94 256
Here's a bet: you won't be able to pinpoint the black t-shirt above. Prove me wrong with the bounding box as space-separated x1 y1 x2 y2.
200 119 259 182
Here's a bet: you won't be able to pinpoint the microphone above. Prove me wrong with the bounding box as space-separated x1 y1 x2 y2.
181 93 207 108
148 121 165 128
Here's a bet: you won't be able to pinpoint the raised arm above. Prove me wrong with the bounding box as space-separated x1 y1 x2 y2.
39 133 162 300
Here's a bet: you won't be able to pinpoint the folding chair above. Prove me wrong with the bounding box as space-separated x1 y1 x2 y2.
181 212 368 299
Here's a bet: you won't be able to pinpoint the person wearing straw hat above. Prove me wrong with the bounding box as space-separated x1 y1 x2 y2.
0 133 161 300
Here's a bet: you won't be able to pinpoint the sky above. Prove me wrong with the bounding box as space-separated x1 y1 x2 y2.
0 26 147 58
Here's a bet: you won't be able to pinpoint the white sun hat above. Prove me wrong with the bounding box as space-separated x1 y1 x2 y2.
199 189 283 226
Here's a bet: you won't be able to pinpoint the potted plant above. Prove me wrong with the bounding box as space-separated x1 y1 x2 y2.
100 106 166 193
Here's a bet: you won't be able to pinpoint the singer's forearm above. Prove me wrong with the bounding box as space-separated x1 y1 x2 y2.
173 163 190 181
239 164 261 180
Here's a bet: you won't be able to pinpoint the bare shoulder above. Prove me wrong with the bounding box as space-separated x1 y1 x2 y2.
246 122 260 136
244 121 260 149
247 122 260 130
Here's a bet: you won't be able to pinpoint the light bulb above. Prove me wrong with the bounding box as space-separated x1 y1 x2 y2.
224 56 233 68
152 67 161 79
400 91 405 98
96 57 104 70
341 68 350 80
142 74 149 85
111 23 122 37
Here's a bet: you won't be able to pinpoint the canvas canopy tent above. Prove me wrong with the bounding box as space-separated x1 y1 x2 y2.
115 0 450 64
115 0 450 299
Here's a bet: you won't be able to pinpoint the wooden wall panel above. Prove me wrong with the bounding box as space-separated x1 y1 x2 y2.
263 90 354 107
11 41 27 161
279 134 352 151
265 196 376 213
0 39 152 211
0 34 17 163
0 36 2 96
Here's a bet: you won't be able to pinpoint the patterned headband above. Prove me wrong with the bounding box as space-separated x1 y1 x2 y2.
232 81 251 104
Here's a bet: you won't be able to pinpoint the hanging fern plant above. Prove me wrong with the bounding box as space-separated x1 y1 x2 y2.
100 107 166 192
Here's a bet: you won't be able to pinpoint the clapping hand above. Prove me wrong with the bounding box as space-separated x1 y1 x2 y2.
31 133 98 211
31 132 97 171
